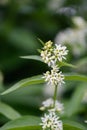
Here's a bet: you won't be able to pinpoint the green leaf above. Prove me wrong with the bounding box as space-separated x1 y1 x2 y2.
0 102 21 120
20 55 43 62
65 74 87 82
1 75 44 95
63 120 86 130
20 55 76 68
38 38 44 45
59 61 76 68
65 83 87 117
0 116 41 130
0 116 86 130
1 74 87 95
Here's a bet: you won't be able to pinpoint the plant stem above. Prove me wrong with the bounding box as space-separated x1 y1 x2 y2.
53 85 58 107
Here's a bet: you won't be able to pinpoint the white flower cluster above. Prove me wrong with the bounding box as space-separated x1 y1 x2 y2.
41 41 54 67
54 44 68 62
41 41 68 67
40 111 63 130
41 41 68 87
40 98 64 114
43 68 64 87
40 41 68 130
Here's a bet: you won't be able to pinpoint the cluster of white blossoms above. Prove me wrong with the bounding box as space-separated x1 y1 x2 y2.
40 111 63 130
41 41 68 87
40 98 64 114
40 41 68 130
43 67 64 87
41 41 68 67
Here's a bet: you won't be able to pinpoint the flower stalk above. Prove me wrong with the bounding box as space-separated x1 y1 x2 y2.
53 85 58 107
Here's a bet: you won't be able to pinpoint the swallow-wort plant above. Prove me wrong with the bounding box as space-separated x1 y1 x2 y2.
0 41 87 130
40 41 68 130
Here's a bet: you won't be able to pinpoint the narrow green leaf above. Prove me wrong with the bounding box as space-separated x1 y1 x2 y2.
0 102 21 120
20 55 43 62
65 83 87 117
65 74 87 82
0 116 41 130
20 55 76 68
59 61 76 68
1 74 87 95
37 38 44 45
1 75 44 95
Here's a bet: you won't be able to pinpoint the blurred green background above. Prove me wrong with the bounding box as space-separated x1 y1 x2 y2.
0 0 87 127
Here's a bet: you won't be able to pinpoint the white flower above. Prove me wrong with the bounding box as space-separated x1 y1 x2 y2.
40 98 64 113
40 98 53 110
40 111 63 130
41 50 54 66
43 67 64 87
41 41 55 67
43 40 53 50
41 40 68 67
54 44 68 62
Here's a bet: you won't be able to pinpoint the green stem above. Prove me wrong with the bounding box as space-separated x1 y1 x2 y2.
53 85 58 107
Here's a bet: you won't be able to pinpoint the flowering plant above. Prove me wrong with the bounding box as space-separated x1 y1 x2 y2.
40 41 68 130
0 40 87 130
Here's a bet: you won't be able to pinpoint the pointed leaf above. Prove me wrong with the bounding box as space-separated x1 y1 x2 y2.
65 74 87 82
0 102 21 120
20 55 43 62
59 61 76 68
38 38 44 45
1 74 87 95
0 116 41 130
1 75 44 95
20 55 76 68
